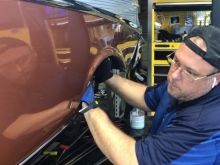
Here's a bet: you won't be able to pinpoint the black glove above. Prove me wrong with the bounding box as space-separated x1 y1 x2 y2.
94 58 113 83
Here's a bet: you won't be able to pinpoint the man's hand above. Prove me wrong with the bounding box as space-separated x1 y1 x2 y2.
81 84 94 105
94 58 113 83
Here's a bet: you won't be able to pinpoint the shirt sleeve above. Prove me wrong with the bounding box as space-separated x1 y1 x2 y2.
144 81 168 111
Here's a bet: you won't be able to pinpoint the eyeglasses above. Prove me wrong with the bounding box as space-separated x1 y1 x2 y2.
166 51 218 81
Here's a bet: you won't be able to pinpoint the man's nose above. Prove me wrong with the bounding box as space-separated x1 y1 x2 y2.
170 67 182 80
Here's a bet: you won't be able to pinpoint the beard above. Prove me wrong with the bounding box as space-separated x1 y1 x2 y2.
167 79 212 102
168 82 181 99
167 80 190 101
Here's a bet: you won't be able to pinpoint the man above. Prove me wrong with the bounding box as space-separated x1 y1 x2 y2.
80 25 220 164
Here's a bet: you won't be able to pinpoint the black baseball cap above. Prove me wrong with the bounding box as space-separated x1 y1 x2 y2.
184 25 220 70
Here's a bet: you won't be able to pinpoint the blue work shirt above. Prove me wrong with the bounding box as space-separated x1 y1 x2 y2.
135 81 220 165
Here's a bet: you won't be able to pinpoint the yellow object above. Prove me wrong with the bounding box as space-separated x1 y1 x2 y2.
150 1 211 85
153 42 180 50
150 111 155 116
43 151 58 156
151 42 180 85
116 40 140 62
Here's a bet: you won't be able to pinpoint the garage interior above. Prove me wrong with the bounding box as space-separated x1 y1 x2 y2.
1 0 219 164
21 0 220 164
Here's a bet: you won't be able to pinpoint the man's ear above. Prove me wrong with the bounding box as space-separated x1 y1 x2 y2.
216 72 220 85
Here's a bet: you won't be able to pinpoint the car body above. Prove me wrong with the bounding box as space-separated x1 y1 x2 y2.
0 0 141 164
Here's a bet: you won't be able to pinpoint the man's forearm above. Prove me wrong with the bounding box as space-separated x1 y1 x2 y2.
105 74 149 111
84 108 138 165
